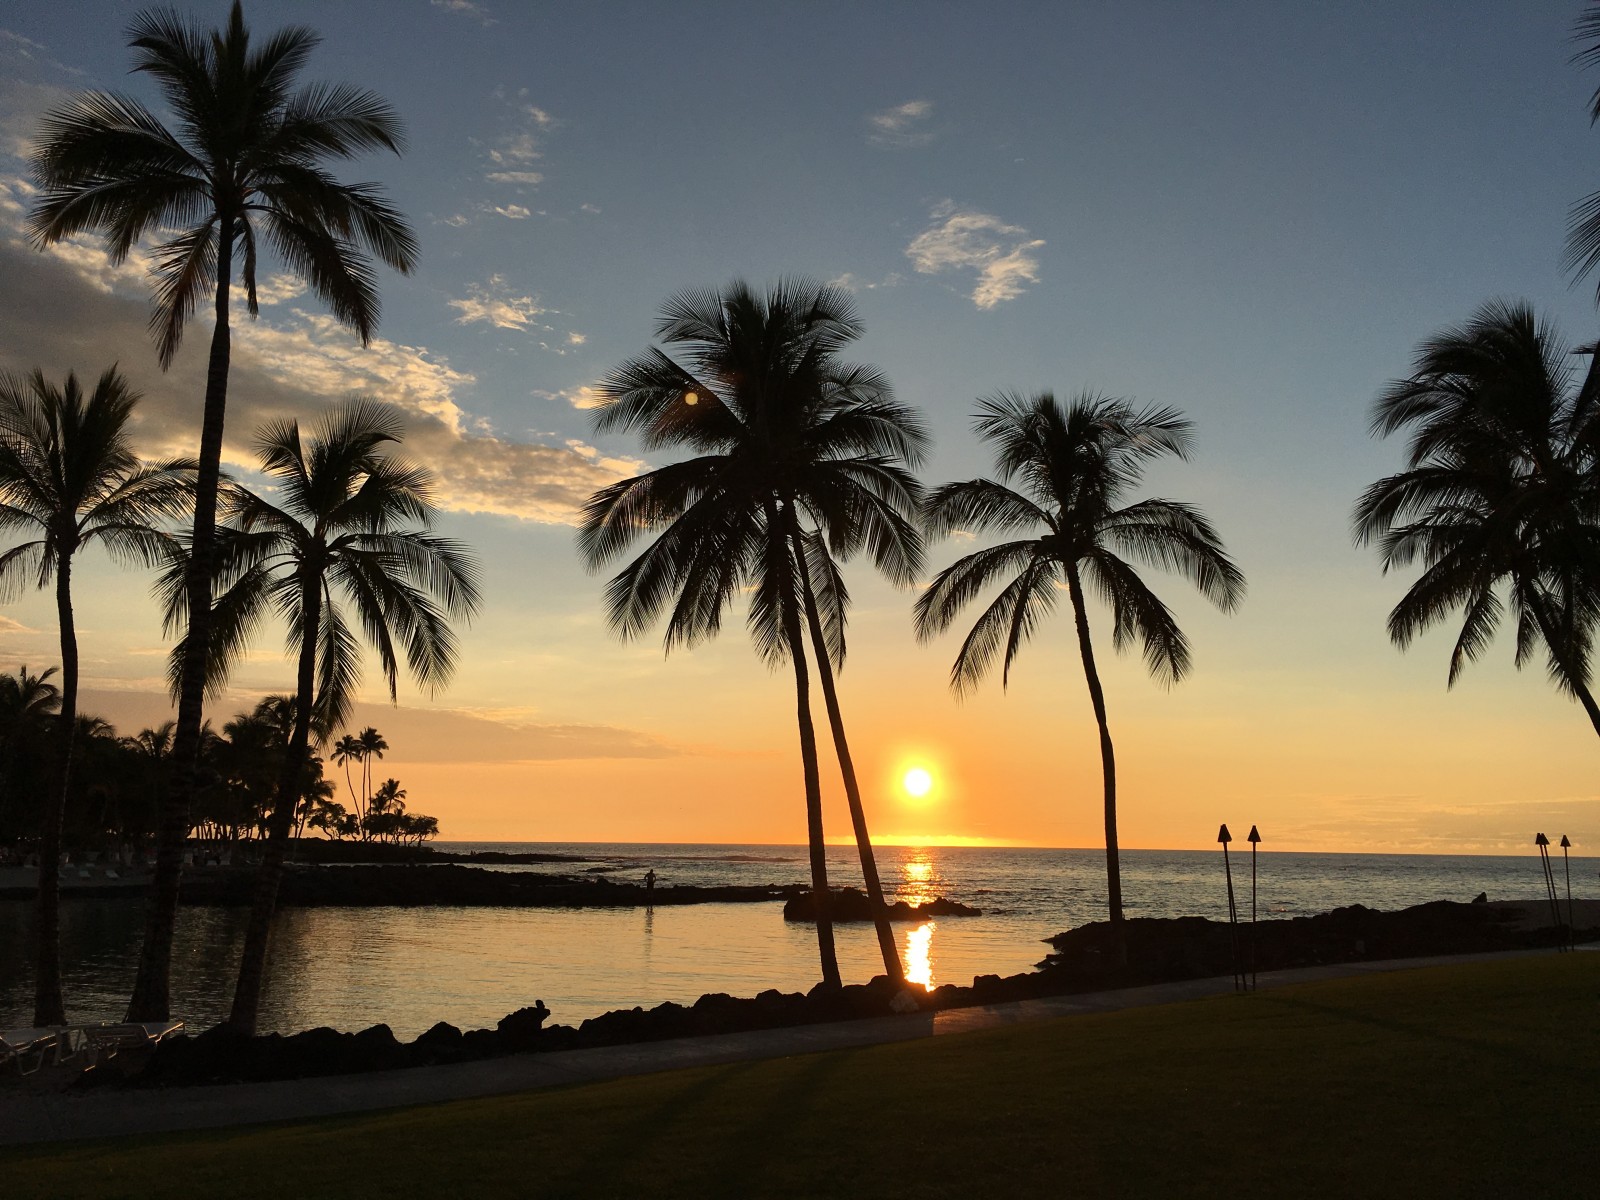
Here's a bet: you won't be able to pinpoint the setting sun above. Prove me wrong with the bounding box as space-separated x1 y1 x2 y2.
902 767 933 798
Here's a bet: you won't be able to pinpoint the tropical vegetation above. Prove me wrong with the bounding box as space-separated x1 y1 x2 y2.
1354 301 1600 734
27 0 419 1022
914 393 1244 923
161 399 479 1031
580 278 926 986
0 367 192 1024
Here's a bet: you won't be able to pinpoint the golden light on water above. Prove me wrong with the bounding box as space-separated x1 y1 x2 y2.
901 852 934 906
906 922 936 990
902 766 932 798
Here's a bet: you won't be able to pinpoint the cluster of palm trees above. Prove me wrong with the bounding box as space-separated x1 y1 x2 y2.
3 3 474 1033
6 0 1600 1037
579 279 1246 984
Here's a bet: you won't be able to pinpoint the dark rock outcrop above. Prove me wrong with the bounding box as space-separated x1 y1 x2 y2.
781 886 980 922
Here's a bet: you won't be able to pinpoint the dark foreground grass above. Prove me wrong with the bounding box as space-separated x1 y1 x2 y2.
4 955 1595 1199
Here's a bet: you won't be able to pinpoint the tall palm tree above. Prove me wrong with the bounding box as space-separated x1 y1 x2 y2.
160 399 479 1033
795 529 909 980
914 393 1244 924
0 366 191 1025
579 279 926 988
1354 301 1600 735
27 3 419 1022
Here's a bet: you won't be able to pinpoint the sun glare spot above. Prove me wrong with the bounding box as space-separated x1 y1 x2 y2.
683 391 698 405
902 767 932 798
906 922 936 990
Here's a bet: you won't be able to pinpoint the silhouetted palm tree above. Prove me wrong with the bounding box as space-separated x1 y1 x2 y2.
161 399 479 1032
1354 301 1600 735
0 366 191 1024
356 726 388 836
331 732 364 821
27 3 418 1021
915 393 1244 923
1567 5 1600 298
580 279 926 987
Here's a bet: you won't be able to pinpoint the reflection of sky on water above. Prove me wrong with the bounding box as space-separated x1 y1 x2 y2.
1 846 1557 1036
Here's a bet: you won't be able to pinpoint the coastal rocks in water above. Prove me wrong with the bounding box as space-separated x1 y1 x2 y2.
497 1001 551 1051
781 886 980 922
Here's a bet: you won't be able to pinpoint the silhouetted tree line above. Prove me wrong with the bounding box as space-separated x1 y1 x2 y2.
0 674 437 851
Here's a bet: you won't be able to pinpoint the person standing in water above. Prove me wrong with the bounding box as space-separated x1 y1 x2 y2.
644 868 656 911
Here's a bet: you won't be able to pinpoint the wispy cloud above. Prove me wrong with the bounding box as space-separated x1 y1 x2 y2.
481 90 557 188
827 271 902 294
486 170 543 186
448 275 546 331
492 203 531 220
868 99 935 147
430 0 495 26
905 202 1045 309
536 384 605 410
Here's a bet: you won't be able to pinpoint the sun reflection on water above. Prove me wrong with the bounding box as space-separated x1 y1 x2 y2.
906 921 936 990
902 852 934 906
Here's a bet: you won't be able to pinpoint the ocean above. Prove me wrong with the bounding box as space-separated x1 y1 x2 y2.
0 842 1581 1038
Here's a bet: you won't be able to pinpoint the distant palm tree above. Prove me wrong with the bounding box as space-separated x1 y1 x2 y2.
580 279 926 987
1354 301 1600 735
0 366 191 1025
915 393 1244 924
356 726 389 836
161 399 479 1032
27 2 419 1022
331 733 365 822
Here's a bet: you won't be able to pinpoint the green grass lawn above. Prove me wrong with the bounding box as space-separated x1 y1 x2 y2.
5 954 1596 1199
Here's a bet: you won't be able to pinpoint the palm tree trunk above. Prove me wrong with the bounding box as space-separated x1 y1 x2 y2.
33 554 75 1026
229 576 320 1034
795 546 903 982
771 507 840 988
128 216 235 1022
1065 564 1124 923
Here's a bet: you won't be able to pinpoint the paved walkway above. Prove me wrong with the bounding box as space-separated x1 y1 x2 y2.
3 946 1580 1148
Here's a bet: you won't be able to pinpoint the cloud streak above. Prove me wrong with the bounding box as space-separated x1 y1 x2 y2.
868 99 935 147
906 202 1045 309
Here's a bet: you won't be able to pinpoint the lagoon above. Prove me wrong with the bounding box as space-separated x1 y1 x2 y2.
0 843 1573 1038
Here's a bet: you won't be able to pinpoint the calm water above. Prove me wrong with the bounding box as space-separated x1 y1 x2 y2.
0 843 1580 1038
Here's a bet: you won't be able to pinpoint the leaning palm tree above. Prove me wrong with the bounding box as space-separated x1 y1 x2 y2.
159 398 479 1033
0 366 192 1025
1354 301 1600 736
580 278 926 988
27 3 419 1022
914 393 1244 924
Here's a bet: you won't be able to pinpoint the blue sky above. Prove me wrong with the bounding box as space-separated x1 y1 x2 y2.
0 2 1596 852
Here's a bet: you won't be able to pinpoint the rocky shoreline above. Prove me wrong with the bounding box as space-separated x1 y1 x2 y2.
90 899 1593 1090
